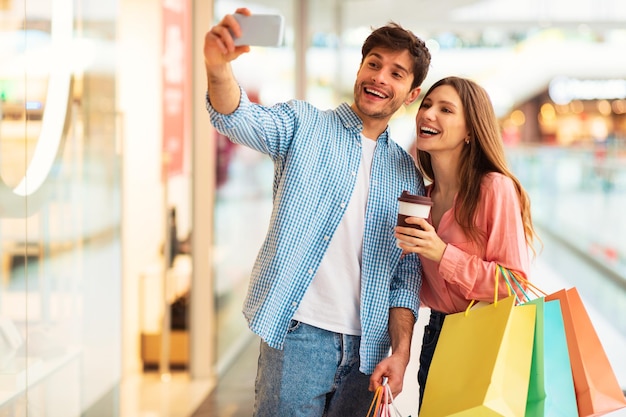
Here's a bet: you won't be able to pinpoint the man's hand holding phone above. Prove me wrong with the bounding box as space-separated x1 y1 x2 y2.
204 7 252 66
205 8 284 64
203 8 284 114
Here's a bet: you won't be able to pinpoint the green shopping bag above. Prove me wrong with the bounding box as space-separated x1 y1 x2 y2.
420 267 536 417
500 268 578 417
524 298 578 417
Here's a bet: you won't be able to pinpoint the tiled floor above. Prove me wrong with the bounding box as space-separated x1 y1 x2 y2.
119 371 214 417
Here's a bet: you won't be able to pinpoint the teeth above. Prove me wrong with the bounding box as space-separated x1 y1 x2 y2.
365 88 386 98
421 127 439 134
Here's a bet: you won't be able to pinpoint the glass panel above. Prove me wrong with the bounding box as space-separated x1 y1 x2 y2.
0 0 121 415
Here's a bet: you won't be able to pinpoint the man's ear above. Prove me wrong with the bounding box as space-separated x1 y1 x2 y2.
405 87 421 105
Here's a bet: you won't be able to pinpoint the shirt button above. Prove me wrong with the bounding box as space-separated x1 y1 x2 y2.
292 301 297 307
324 236 330 241
340 203 346 208
351 171 356 176
308 269 314 274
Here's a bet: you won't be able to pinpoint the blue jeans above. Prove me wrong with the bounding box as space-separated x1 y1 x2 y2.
417 310 447 411
253 320 374 417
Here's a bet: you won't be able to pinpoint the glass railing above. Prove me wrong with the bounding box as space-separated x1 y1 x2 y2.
507 141 626 334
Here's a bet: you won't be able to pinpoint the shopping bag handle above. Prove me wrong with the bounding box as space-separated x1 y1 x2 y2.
383 381 404 417
365 380 405 417
366 385 383 417
499 265 547 302
465 265 511 316
499 265 530 304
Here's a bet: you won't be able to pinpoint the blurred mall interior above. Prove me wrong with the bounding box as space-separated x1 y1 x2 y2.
0 0 625 415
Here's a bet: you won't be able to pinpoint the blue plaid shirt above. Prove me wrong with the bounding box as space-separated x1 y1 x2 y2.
206 89 424 374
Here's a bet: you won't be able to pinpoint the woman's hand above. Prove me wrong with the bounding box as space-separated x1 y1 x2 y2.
395 217 447 263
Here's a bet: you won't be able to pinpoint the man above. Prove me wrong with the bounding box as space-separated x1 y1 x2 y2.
204 8 431 416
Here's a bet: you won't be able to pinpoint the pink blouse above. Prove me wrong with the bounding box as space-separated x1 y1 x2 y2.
419 172 530 314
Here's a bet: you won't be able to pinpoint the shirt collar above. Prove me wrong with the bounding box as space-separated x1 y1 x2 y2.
336 103 390 144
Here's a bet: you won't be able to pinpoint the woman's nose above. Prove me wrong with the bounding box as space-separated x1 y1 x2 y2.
421 107 435 120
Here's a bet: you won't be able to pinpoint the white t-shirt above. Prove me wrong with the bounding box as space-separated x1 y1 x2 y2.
293 135 377 335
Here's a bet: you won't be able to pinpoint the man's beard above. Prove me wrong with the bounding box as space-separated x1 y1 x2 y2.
353 82 401 120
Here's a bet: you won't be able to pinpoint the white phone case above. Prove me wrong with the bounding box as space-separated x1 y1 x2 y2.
233 13 284 47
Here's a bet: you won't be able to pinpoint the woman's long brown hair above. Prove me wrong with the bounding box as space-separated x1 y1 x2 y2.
416 76 540 254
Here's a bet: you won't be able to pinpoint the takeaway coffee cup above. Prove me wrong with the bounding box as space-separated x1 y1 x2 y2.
397 191 433 245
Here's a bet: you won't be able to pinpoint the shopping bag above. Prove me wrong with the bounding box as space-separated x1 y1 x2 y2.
500 268 578 417
365 383 406 417
546 288 626 417
420 267 536 417
523 297 578 417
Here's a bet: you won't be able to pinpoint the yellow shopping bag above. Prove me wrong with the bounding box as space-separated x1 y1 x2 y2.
420 268 536 417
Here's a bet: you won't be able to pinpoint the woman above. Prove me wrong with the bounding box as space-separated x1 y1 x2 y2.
394 76 540 405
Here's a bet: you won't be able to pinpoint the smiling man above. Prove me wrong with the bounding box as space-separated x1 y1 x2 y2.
203 8 431 417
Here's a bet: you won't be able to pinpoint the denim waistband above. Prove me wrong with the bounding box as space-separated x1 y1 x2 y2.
428 310 447 329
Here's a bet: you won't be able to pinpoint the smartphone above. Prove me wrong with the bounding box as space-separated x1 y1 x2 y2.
232 13 285 47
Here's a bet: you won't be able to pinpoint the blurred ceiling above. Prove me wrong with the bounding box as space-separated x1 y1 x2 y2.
216 0 626 114
219 0 626 33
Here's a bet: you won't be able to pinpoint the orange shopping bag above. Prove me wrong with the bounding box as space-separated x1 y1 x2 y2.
546 288 626 417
